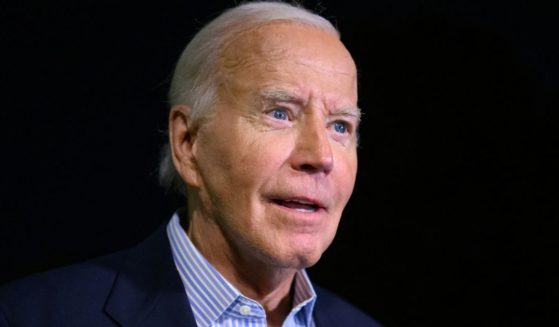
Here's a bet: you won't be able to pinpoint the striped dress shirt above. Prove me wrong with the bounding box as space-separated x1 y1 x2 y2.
167 213 317 327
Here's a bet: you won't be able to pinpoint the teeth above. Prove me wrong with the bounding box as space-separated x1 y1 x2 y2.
276 199 319 212
286 200 316 207
291 200 313 205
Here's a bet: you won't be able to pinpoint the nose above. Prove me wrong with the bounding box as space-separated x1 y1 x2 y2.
291 116 334 174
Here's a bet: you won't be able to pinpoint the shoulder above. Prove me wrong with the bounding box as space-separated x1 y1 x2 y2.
0 223 173 327
0 249 126 298
0 249 127 326
313 285 384 327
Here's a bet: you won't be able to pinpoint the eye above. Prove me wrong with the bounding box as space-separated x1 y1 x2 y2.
269 107 289 120
333 121 349 134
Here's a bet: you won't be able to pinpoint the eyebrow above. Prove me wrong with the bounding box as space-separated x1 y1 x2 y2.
259 89 300 104
259 88 362 122
331 107 362 123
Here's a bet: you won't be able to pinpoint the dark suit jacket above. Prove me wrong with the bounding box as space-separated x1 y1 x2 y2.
0 224 382 326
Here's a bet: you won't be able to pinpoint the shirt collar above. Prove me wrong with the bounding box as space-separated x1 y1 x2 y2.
166 212 317 326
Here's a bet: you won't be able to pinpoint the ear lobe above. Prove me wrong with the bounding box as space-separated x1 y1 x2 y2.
169 105 201 188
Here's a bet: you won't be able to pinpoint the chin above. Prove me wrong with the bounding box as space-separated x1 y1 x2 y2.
293 253 322 269
267 244 326 270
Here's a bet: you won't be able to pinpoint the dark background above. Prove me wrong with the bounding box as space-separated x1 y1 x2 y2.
1 1 557 326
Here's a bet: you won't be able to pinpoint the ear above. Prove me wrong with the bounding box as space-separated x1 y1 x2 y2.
169 105 201 188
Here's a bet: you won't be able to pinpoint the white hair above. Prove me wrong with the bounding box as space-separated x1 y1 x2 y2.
159 1 340 196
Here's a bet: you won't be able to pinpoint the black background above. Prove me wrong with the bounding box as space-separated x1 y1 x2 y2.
1 1 557 326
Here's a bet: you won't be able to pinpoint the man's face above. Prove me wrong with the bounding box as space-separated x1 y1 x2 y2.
188 22 359 269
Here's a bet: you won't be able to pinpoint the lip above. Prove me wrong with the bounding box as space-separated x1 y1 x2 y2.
269 196 328 213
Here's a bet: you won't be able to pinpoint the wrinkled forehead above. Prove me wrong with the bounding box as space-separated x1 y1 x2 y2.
218 21 357 78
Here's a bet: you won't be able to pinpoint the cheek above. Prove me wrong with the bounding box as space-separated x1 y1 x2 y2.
235 135 290 180
335 149 358 196
197 131 279 205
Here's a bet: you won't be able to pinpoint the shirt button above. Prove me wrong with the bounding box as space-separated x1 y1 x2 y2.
239 305 251 315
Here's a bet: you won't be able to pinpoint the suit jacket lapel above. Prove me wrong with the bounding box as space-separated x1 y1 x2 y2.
312 285 349 327
104 223 197 327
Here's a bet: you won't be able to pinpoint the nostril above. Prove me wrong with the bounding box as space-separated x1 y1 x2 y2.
300 163 316 172
292 149 334 173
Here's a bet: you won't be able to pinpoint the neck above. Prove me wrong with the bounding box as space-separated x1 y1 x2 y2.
184 212 296 324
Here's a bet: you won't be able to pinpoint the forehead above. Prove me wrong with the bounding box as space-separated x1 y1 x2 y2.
218 22 357 104
223 22 353 71
223 22 349 63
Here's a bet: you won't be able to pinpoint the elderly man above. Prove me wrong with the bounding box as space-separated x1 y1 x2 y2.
0 2 382 326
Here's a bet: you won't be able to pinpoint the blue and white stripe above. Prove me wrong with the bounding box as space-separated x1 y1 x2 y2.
167 213 316 327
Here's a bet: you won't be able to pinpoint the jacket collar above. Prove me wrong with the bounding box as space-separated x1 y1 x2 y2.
103 223 198 327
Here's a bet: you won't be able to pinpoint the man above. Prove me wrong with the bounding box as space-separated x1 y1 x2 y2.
0 2 382 326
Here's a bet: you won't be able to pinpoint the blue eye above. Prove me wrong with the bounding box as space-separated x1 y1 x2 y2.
333 121 348 134
270 108 289 120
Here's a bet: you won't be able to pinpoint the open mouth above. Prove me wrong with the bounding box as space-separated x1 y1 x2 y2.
272 199 322 213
